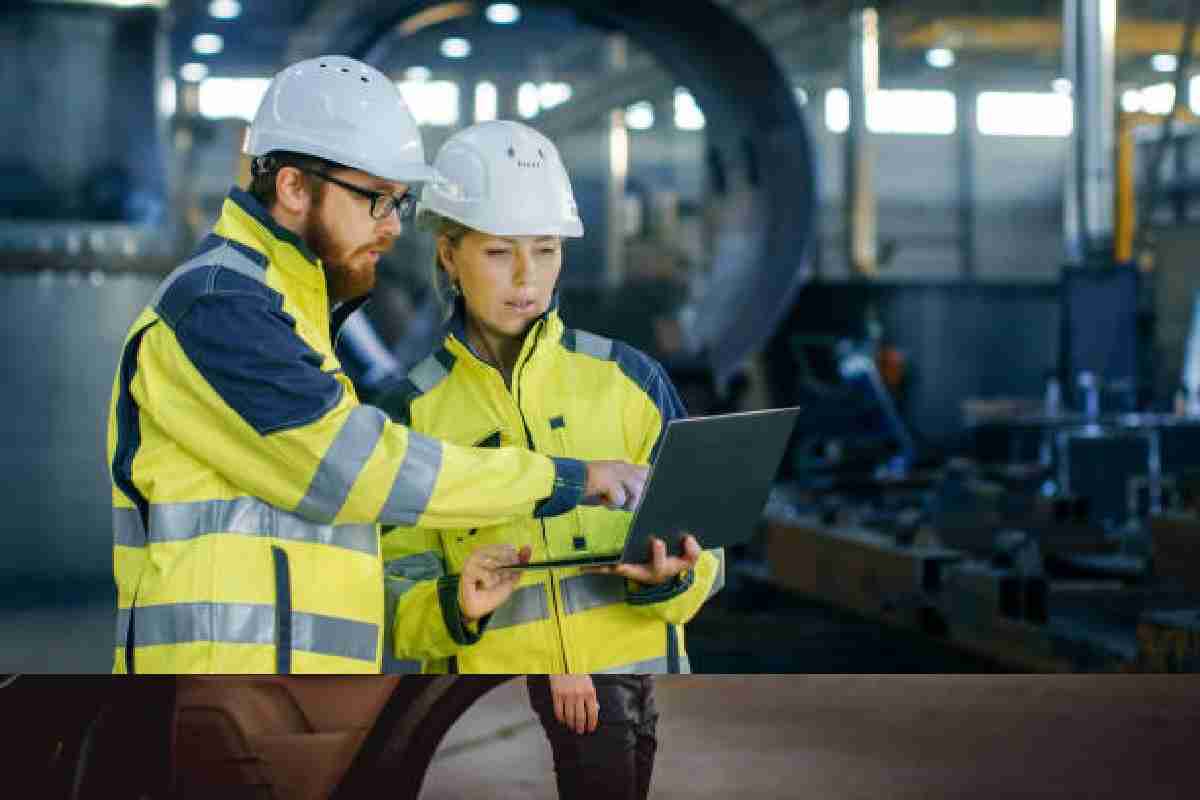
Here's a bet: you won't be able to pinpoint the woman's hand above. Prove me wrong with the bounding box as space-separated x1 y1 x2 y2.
458 543 531 622
550 673 599 735
588 534 702 586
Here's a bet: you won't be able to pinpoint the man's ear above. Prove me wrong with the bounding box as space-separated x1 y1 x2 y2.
275 166 312 215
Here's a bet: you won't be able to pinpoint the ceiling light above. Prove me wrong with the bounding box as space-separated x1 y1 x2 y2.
440 37 471 59
1152 53 1179 73
207 0 241 19
192 33 223 55
1052 78 1072 95
179 62 209 83
404 66 432 82
625 101 654 131
485 3 520 24
926 48 955 69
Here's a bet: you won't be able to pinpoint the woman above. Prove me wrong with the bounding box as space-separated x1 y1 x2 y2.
377 121 723 800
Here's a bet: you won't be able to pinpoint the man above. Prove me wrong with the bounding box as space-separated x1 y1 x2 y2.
106 55 646 674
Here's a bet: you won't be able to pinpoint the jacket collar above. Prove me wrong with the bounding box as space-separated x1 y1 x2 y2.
443 291 564 368
212 188 327 296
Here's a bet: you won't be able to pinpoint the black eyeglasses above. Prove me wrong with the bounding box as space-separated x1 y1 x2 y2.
298 167 416 221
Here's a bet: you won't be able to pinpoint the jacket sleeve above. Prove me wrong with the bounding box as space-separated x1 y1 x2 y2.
382 526 486 663
618 350 725 623
133 274 586 530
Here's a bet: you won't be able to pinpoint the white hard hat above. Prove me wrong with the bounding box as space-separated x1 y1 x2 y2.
418 120 582 237
245 55 436 184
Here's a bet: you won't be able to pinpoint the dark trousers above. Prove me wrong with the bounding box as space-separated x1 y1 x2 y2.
527 674 658 800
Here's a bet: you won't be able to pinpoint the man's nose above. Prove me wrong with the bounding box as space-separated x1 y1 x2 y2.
378 210 402 237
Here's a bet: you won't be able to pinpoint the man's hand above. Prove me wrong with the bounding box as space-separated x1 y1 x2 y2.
550 673 599 735
581 461 648 511
458 543 531 622
587 534 702 586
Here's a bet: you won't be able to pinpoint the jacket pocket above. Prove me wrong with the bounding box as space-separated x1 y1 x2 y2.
272 545 292 674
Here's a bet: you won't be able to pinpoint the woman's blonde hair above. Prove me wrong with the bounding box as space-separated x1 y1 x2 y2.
425 212 474 319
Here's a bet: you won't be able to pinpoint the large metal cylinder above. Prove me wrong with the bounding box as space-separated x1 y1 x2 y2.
0 2 168 224
1063 0 1116 263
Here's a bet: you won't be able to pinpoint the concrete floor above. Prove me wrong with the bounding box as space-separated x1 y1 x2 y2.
424 676 1200 800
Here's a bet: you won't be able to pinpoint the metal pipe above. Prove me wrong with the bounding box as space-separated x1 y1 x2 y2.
1063 0 1117 264
846 6 879 277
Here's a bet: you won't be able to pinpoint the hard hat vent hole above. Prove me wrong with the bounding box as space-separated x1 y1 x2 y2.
341 67 349 73
360 76 369 83
319 63 327 68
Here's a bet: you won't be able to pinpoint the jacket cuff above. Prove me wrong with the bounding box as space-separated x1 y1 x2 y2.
626 568 696 606
534 457 587 519
437 575 491 645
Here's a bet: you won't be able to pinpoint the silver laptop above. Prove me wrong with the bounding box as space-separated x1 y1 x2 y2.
507 406 802 569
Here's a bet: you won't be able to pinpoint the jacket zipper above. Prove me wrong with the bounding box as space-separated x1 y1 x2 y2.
511 332 572 674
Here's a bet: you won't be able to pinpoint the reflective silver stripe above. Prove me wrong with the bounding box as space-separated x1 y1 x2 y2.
382 656 423 674
597 654 691 675
490 583 550 630
113 507 145 548
147 497 377 556
135 602 273 647
296 405 387 523
115 608 131 649
384 551 446 582
150 240 265 312
131 602 377 663
560 572 626 615
573 330 613 361
706 548 726 601
407 353 449 393
292 611 378 663
380 430 443 526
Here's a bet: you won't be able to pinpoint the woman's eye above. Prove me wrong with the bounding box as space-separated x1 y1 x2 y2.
539 248 557 256
486 249 511 257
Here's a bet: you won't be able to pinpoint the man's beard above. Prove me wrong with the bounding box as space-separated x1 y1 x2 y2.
303 209 377 303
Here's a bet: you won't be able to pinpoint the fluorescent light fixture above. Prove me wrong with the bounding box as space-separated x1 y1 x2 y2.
538 82 572 110
397 80 461 126
1152 53 1179 73
179 62 209 83
794 87 809 106
977 92 1072 137
404 66 432 82
517 82 539 118
1141 82 1176 114
1052 78 1072 95
826 87 956 135
440 37 471 59
192 33 223 55
208 0 241 19
625 100 654 131
926 48 955 69
485 3 520 24
1121 89 1143 113
475 81 498 122
674 88 705 130
198 77 271 121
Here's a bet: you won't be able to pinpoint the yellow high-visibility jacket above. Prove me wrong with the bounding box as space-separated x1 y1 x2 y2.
378 304 724 674
106 188 587 674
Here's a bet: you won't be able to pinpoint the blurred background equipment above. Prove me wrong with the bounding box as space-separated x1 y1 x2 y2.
3 0 1200 675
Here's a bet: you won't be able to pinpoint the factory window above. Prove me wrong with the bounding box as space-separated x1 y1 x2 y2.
474 81 498 122
517 82 540 118
976 91 1072 137
674 88 706 130
396 80 460 126
197 77 270 121
538 82 573 111
825 88 956 135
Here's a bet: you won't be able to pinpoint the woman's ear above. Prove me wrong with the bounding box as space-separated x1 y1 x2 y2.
437 235 458 282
